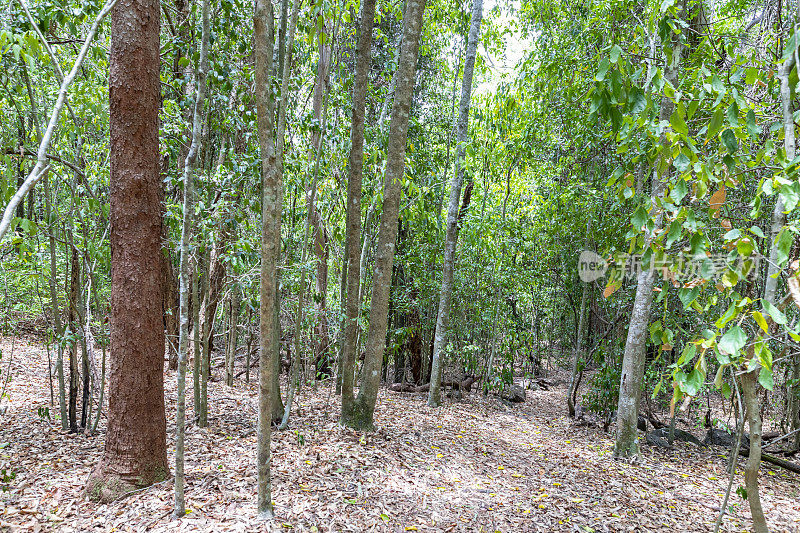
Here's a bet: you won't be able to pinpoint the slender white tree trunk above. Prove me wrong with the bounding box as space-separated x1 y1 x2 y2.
614 30 683 459
174 0 210 515
428 0 483 407
0 0 117 241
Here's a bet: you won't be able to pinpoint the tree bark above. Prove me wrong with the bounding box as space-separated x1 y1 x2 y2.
567 221 592 418
741 369 769 533
614 30 682 459
340 0 378 417
86 0 168 500
341 0 428 430
428 0 482 407
254 0 278 516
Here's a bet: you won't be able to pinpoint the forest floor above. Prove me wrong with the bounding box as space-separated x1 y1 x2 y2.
2 338 800 532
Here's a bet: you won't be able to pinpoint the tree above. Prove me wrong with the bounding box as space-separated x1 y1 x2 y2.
173 0 210 515
613 22 683 460
85 0 168 501
340 0 378 415
340 0 428 430
428 0 483 407
254 0 278 516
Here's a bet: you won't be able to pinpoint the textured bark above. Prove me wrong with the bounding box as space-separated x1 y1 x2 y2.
86 0 168 500
435 44 461 227
614 31 683 459
199 213 228 384
741 370 769 533
428 0 482 407
341 0 427 431
310 18 333 380
276 0 303 431
254 0 277 516
340 0 378 418
44 177 67 430
766 37 796 304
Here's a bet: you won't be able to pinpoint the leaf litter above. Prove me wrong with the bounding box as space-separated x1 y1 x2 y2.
1 338 800 532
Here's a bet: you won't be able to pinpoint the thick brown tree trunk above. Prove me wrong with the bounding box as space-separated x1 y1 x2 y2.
86 0 168 501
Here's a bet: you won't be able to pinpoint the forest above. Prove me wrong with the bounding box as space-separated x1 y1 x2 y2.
3 0 800 530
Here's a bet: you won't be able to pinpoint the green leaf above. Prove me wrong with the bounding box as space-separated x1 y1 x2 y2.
610 44 622 64
762 299 787 325
596 58 610 81
721 128 738 154
670 108 688 135
779 182 800 212
758 366 774 390
683 369 703 396
707 108 724 139
178 56 190 68
736 238 754 256
750 225 766 238
774 229 793 266
752 311 768 333
726 102 739 128
673 154 691 173
746 110 762 138
718 326 746 357
631 205 648 230
678 286 700 309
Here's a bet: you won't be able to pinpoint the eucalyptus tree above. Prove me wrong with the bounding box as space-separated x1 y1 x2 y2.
86 0 168 501
428 0 483 407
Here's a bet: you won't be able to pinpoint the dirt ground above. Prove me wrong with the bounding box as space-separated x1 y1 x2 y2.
1 337 800 532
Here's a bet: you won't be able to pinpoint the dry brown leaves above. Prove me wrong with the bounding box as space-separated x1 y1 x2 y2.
1 338 800 532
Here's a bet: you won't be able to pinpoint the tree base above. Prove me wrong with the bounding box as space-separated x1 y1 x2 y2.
85 462 169 502
340 401 375 432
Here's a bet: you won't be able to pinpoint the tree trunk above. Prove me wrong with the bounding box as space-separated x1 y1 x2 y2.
254 0 277 516
68 245 79 433
741 369 769 533
340 0 378 416
310 16 333 380
428 0 482 407
341 0 428 430
313 206 331 378
567 221 592 418
43 183 68 433
163 250 179 370
225 286 240 387
173 0 209 513
86 0 168 500
614 31 683 459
